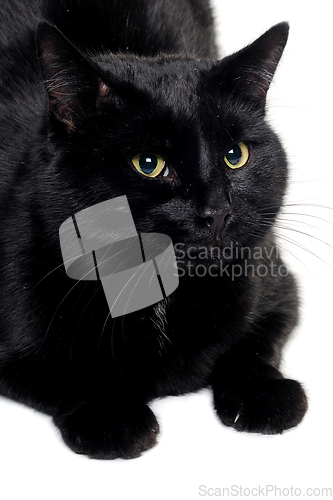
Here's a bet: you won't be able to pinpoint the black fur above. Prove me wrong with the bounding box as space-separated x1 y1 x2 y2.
0 0 307 459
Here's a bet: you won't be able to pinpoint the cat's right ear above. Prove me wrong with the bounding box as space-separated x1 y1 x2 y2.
36 22 109 132
211 22 289 109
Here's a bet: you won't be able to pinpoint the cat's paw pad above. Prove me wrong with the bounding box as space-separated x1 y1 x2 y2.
214 378 307 434
54 403 159 459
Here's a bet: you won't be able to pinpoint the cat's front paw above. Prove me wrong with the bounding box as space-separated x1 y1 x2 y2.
214 378 308 435
53 402 159 459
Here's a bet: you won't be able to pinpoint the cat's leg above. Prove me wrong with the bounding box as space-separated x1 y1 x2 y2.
52 383 159 459
211 353 307 434
0 359 159 459
211 306 308 434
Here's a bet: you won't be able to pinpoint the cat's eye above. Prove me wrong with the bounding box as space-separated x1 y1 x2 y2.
224 142 249 169
131 153 165 178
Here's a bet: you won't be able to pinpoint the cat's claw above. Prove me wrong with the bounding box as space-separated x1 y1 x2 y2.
214 378 308 435
53 403 159 459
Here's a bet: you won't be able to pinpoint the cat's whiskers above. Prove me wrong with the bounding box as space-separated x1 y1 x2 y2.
111 259 155 317
35 264 106 356
276 231 333 271
94 249 155 370
273 237 314 275
32 259 71 289
69 281 102 361
228 205 331 277
257 204 333 271
36 245 152 362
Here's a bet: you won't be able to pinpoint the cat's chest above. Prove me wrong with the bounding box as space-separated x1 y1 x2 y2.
117 276 253 389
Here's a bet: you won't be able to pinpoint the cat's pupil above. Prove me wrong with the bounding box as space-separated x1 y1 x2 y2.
226 145 242 166
139 154 158 174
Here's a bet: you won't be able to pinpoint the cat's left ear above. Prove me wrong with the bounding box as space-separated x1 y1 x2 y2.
214 22 289 107
36 22 108 131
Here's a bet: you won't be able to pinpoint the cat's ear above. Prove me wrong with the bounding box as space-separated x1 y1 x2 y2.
36 22 108 131
216 22 289 106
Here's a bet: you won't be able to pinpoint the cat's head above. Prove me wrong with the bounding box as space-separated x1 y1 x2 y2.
36 22 289 268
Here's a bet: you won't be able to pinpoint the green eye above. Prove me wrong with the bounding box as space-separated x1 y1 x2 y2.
131 153 165 178
224 142 249 169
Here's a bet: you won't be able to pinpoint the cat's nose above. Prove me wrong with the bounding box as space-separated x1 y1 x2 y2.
199 206 232 240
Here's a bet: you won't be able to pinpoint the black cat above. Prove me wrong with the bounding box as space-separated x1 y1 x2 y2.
0 0 308 459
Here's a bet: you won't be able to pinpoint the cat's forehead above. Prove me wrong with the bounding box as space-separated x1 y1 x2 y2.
98 54 216 105
95 53 254 159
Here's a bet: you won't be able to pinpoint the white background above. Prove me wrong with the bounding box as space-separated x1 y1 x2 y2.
1 1 332 499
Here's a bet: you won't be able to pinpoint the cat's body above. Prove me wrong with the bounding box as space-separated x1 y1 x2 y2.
0 0 307 459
